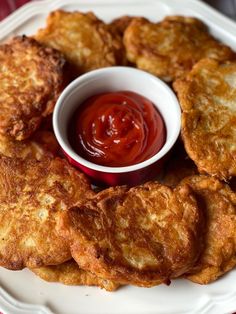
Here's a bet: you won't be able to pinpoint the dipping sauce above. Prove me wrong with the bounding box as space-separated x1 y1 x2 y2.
70 91 166 167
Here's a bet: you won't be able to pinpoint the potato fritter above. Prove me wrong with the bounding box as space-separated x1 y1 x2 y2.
0 157 94 270
109 16 134 37
161 141 198 188
174 58 236 180
0 36 67 140
31 260 120 291
0 130 59 160
58 182 203 287
124 16 235 82
181 175 236 284
35 10 124 74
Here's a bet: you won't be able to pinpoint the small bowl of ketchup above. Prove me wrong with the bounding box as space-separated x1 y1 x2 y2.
53 67 180 186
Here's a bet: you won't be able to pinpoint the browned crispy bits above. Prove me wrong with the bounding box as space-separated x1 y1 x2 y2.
0 156 94 270
31 260 120 291
124 16 235 81
35 10 125 74
181 175 236 284
58 182 203 287
174 58 236 180
0 36 68 140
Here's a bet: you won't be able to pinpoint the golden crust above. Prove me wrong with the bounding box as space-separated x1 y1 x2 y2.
109 16 134 37
35 10 124 74
31 260 120 291
161 141 198 187
0 36 67 140
174 58 236 180
0 157 94 270
124 16 235 82
0 130 59 160
181 175 236 284
58 182 203 287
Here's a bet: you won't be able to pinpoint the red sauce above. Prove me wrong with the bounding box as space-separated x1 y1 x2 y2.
71 91 166 167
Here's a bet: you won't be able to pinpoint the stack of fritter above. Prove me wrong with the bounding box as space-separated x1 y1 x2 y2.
0 32 119 290
0 10 235 291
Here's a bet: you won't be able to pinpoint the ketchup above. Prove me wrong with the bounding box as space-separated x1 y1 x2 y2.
70 91 166 167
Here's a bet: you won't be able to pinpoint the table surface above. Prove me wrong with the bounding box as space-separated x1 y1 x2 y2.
1 0 236 21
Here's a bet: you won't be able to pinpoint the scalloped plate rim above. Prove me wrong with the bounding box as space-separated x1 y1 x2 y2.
0 1 236 314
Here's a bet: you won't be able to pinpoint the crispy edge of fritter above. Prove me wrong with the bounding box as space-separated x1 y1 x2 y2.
124 16 235 81
173 58 236 180
30 260 120 291
0 35 68 140
0 156 94 270
109 15 135 37
35 10 125 73
180 175 236 284
0 130 60 160
57 182 203 287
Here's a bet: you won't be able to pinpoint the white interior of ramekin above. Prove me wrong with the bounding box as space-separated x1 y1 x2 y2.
53 67 181 173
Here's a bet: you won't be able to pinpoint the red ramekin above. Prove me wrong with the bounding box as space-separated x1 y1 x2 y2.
53 67 181 186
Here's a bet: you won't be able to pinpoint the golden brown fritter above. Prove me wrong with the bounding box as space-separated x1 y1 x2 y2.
161 141 198 188
31 260 120 291
124 16 235 82
0 156 94 270
106 16 130 66
35 10 124 74
109 16 134 37
181 175 236 284
0 130 59 160
0 36 67 140
174 58 236 180
58 182 203 287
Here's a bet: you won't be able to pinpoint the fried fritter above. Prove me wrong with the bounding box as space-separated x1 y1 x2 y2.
174 58 236 180
0 130 59 160
31 260 120 291
0 36 67 140
0 156 94 270
124 16 235 82
181 175 236 284
161 141 198 188
58 182 203 287
109 16 134 37
35 10 124 74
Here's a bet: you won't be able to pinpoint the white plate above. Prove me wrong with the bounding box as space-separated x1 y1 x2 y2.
1 1 236 313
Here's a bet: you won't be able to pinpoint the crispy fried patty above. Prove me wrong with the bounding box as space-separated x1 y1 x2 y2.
0 130 59 160
0 36 67 140
0 157 94 270
58 182 203 287
35 10 124 74
174 58 236 180
124 16 235 81
31 260 120 291
181 175 236 284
